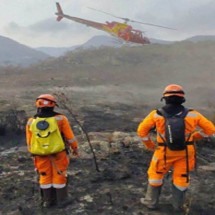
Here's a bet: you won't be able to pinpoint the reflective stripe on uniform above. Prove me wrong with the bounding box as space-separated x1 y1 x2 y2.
40 183 67 188
27 119 33 125
141 137 150 141
174 184 188 191
152 156 158 162
53 183 66 188
40 184 52 189
67 137 77 143
198 130 209 138
187 112 198 117
148 179 163 185
55 115 63 121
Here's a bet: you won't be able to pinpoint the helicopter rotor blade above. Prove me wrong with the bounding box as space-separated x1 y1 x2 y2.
128 19 176 30
88 7 120 19
88 7 132 23
88 7 176 30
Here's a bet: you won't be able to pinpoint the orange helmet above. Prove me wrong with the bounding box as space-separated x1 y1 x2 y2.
163 84 185 98
35 94 57 108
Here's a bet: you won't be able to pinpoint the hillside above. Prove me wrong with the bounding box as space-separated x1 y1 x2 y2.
0 35 50 66
185 35 215 42
2 40 213 114
35 34 215 57
36 35 125 57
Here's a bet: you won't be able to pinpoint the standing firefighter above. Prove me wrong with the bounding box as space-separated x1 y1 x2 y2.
137 84 215 212
26 94 78 208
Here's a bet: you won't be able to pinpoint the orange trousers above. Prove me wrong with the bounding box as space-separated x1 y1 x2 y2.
34 150 69 188
147 146 195 190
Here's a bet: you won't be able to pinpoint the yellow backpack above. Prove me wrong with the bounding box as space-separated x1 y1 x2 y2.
29 116 65 155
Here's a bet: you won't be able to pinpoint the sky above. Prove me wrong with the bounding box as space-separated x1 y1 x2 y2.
0 0 214 48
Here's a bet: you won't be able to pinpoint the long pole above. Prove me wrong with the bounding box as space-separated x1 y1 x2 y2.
57 93 100 172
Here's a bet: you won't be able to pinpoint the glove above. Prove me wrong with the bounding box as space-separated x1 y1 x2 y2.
143 140 156 151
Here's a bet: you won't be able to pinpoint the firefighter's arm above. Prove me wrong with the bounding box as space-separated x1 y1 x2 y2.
26 118 33 151
192 130 208 141
69 138 78 156
193 112 215 141
61 116 79 156
137 111 156 151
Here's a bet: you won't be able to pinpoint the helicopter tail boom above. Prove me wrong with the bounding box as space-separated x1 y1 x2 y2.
56 2 64 21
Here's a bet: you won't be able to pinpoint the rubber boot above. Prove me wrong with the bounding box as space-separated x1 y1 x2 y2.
172 184 186 213
140 184 162 210
56 186 72 208
41 187 56 208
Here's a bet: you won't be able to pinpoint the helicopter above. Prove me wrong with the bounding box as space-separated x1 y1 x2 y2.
55 2 175 45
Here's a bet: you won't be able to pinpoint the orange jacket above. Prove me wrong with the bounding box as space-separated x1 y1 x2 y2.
26 114 78 151
137 109 215 151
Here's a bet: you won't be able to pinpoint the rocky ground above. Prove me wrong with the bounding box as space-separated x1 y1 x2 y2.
0 104 215 215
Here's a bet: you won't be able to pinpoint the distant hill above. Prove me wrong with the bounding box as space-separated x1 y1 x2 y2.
2 33 215 65
37 34 215 57
149 38 174 45
185 35 215 42
79 35 124 48
36 45 79 58
36 35 173 57
36 35 124 57
0 35 50 67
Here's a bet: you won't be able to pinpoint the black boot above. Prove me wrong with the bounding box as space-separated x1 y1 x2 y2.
172 184 187 213
56 186 72 208
140 184 162 210
41 187 57 208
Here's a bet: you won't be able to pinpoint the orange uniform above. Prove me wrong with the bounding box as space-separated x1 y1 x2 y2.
137 109 215 190
138 84 215 211
26 94 79 208
26 114 78 188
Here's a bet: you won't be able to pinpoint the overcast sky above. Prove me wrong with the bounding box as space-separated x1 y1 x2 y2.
0 0 214 48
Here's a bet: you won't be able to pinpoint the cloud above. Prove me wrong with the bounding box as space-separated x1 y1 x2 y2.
132 0 215 40
3 18 104 47
181 2 215 30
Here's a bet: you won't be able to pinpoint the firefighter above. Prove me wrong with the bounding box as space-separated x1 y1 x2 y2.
137 84 215 212
26 94 78 208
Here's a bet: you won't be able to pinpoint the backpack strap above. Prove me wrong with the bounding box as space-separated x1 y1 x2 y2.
157 108 166 117
179 108 189 118
157 107 190 118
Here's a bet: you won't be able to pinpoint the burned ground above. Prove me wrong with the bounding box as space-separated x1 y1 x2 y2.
0 105 215 215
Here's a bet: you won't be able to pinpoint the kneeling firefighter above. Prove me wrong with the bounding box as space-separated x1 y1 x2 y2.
26 94 79 208
137 84 215 212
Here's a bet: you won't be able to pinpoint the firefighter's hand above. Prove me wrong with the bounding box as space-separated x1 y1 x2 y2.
143 140 156 151
193 132 204 141
72 148 79 157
